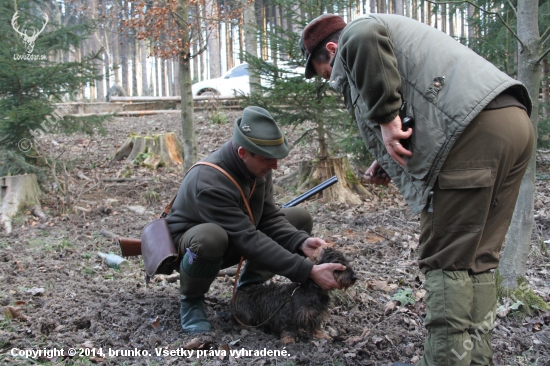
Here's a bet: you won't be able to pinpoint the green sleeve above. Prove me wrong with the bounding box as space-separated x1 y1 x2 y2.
338 19 402 124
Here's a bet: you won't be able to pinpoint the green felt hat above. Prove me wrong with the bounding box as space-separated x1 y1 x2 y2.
233 106 289 159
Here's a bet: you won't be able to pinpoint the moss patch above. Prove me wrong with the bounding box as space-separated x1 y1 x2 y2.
496 271 550 315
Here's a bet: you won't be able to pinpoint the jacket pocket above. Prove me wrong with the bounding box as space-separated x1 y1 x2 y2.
433 168 493 233
438 168 492 190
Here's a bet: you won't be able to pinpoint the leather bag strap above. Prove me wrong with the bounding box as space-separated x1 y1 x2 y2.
191 162 254 306
160 195 177 218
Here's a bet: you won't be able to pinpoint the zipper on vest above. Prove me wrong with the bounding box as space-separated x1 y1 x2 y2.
427 191 434 213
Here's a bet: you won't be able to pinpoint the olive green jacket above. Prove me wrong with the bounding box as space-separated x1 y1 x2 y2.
166 141 313 284
329 14 532 214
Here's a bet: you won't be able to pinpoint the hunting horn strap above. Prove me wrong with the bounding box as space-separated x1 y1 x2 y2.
160 195 177 218
191 162 254 305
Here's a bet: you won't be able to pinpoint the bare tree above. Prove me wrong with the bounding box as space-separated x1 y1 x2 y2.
205 0 221 78
500 0 549 287
124 0 244 171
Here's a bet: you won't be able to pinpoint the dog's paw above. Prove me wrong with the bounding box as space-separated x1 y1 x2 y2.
281 334 296 345
313 329 332 340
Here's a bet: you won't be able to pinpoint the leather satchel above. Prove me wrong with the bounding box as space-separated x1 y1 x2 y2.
141 195 179 281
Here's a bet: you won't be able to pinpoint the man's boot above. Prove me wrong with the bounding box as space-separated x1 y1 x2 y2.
417 269 474 366
469 271 497 366
179 250 221 334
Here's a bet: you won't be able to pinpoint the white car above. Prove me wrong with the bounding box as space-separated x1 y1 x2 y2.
191 63 305 97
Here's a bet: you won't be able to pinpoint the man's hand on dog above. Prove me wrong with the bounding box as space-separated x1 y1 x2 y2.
310 263 347 290
301 237 327 257
301 238 346 290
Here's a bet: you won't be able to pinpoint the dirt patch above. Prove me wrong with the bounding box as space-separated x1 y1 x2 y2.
1 112 549 365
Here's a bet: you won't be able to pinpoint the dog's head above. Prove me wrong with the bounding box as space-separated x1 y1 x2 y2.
311 247 357 289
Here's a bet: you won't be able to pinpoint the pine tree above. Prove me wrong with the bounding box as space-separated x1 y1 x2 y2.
243 0 371 203
0 0 108 156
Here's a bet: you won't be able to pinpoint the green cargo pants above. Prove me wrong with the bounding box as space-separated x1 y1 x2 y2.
418 270 497 366
416 105 533 366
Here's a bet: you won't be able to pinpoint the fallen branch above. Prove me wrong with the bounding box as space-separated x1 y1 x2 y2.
101 178 149 182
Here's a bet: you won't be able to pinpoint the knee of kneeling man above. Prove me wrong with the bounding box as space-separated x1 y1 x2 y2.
282 207 313 235
192 223 228 261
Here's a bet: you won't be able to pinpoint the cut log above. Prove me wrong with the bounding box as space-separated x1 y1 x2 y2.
0 174 43 234
113 132 184 168
277 156 370 205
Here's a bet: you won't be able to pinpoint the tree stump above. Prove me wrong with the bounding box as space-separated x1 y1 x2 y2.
0 174 44 234
113 132 184 168
277 156 370 205
313 157 371 205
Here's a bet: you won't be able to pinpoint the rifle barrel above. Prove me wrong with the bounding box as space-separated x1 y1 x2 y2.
282 176 338 208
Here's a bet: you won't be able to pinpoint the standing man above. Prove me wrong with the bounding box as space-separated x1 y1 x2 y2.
300 14 534 366
167 106 345 334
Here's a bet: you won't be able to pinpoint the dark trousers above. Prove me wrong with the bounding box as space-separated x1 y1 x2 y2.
177 207 313 269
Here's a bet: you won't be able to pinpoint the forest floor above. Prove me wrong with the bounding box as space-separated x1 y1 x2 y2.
1 110 550 366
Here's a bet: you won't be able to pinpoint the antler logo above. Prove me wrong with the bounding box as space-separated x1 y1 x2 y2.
11 11 48 54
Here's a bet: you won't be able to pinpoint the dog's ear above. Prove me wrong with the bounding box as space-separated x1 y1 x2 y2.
308 247 324 264
324 239 336 248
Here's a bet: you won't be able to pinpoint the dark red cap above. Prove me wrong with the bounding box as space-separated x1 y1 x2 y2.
299 14 347 78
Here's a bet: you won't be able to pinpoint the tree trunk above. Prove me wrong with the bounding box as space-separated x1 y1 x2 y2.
206 0 221 78
243 0 261 94
224 0 234 70
174 59 180 96
441 3 446 33
276 158 371 205
140 38 148 95
121 37 129 95
239 13 245 63
113 133 184 168
179 0 197 173
0 175 43 234
542 58 548 121
132 25 138 96
155 57 160 96
395 0 404 15
315 157 371 205
161 51 167 97
103 22 111 94
90 0 104 101
113 19 121 85
448 6 454 37
259 0 268 59
500 0 542 288
467 4 476 46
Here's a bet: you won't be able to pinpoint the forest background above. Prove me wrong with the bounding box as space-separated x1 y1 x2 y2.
0 0 550 364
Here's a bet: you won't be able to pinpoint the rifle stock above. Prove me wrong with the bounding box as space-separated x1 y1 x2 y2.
118 237 142 257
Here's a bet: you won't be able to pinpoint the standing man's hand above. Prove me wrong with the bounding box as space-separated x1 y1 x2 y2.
310 263 346 290
381 116 413 166
300 237 327 258
364 161 391 186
